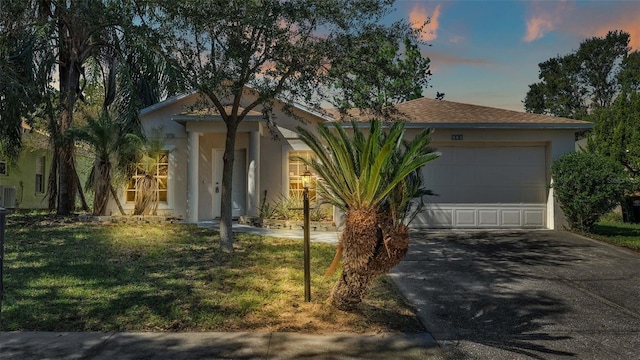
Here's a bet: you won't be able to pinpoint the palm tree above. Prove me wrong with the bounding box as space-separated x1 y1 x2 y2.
131 131 167 216
72 111 142 216
296 119 440 310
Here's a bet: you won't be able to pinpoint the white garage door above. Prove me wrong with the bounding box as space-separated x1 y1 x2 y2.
415 145 547 228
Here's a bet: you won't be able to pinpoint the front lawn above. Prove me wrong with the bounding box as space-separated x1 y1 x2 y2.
590 216 640 251
1 214 423 333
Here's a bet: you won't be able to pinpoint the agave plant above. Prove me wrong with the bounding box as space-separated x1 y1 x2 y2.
296 119 439 310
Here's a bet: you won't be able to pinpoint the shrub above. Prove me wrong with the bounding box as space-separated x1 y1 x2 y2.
551 151 631 232
260 192 332 222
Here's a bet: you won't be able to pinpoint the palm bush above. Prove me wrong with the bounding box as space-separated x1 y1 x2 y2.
73 111 142 215
297 119 439 310
132 132 167 216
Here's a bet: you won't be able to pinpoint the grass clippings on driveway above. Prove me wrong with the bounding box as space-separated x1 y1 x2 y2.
1 214 424 333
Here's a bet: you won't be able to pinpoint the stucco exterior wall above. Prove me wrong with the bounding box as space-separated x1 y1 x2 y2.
0 133 53 210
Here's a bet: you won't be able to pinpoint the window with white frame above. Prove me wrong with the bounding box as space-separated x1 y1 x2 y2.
125 151 169 203
35 156 45 193
288 150 317 199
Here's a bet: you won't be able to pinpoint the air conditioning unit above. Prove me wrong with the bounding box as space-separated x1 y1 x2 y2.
0 185 17 208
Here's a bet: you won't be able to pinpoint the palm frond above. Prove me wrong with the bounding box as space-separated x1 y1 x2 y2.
296 118 440 226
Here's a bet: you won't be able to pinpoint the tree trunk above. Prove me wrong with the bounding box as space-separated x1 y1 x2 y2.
219 120 239 252
92 161 110 216
56 13 81 215
47 147 58 211
110 184 126 215
329 208 409 310
57 142 76 215
57 71 80 214
74 161 89 212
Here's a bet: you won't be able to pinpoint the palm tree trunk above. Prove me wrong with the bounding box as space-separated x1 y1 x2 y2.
92 162 110 215
330 207 378 310
329 208 409 310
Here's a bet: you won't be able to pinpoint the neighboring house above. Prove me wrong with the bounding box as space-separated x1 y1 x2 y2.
106 89 592 229
0 125 52 209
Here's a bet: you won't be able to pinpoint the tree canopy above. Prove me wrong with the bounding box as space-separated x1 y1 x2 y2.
163 0 432 250
0 0 184 213
587 91 640 179
524 30 640 119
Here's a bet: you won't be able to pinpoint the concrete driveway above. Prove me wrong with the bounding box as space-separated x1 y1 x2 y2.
390 230 640 359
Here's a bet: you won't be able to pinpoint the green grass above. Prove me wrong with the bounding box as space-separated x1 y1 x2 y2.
1 214 423 333
590 213 640 251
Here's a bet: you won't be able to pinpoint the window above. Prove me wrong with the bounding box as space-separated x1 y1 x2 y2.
125 151 169 203
35 156 45 193
288 150 317 199
0 159 6 176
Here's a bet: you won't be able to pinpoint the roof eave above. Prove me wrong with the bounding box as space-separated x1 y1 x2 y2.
172 114 263 125
332 122 593 130
139 93 195 117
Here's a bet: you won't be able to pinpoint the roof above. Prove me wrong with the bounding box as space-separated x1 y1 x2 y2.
138 88 332 122
178 106 262 118
327 97 593 130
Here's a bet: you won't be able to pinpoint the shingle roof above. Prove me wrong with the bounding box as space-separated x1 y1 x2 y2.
178 106 262 117
325 97 593 129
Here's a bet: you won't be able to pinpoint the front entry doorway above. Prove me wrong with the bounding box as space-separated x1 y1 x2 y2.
212 149 247 218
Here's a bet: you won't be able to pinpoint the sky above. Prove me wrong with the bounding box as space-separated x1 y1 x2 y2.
385 0 640 111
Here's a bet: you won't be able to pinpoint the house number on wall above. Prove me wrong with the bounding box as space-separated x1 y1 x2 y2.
451 134 464 140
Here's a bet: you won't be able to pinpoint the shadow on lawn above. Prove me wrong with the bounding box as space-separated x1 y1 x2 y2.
1 217 253 331
393 230 597 359
2 215 423 334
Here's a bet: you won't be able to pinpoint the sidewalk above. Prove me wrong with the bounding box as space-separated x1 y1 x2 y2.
197 220 341 244
0 331 443 359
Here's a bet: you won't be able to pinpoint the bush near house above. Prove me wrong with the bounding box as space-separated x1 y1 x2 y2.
551 152 631 232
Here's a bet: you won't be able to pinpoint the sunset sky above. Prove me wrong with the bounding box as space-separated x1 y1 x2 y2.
388 0 640 111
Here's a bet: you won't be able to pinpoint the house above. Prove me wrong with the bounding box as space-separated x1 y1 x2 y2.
107 89 592 229
0 125 52 209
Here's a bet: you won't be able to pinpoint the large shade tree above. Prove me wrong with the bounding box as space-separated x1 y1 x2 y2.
1 0 180 214
524 30 640 119
296 119 440 309
164 0 431 251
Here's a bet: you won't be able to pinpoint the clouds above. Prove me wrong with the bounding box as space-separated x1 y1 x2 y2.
409 3 442 41
522 0 640 49
523 15 556 42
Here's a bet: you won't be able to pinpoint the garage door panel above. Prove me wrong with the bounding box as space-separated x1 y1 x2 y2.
501 209 522 226
524 210 545 227
478 209 499 227
455 209 477 227
414 204 546 228
419 145 547 228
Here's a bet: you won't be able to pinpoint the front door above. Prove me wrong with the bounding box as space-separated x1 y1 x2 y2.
213 149 247 218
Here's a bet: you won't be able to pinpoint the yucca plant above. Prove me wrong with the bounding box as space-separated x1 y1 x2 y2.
296 119 439 310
